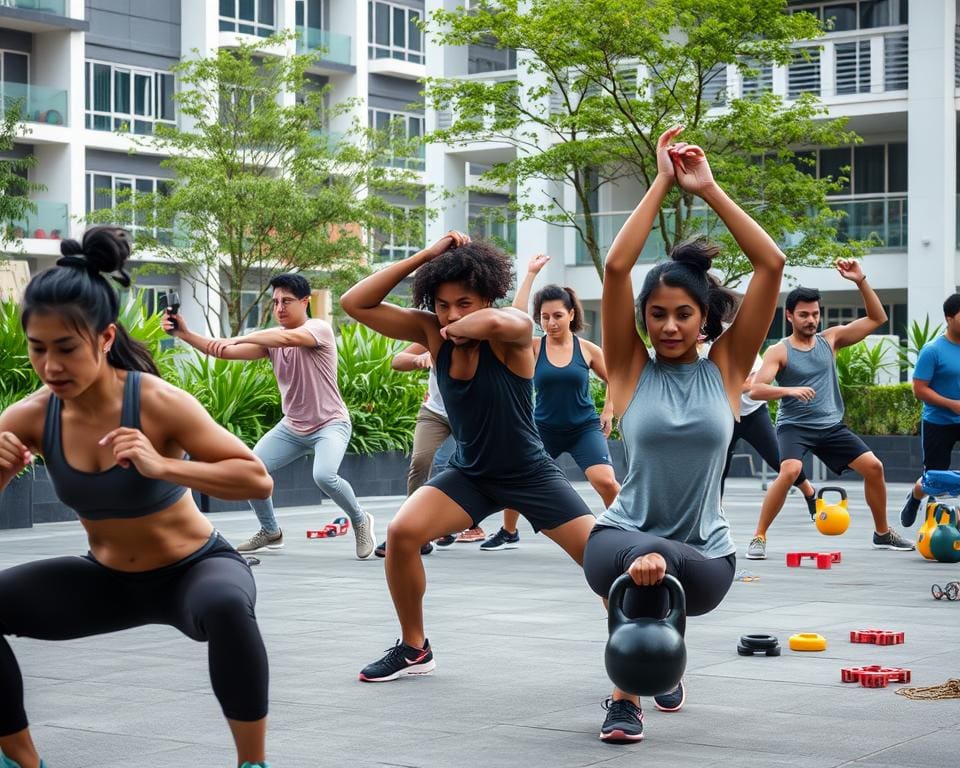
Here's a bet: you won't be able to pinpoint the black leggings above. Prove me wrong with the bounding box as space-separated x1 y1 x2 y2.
721 405 808 495
0 532 268 736
583 526 735 618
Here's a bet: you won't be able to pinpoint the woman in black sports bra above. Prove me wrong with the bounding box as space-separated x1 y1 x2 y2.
0 228 273 768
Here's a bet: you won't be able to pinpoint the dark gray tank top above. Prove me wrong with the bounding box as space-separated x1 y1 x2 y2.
42 371 188 520
598 357 735 558
775 335 845 429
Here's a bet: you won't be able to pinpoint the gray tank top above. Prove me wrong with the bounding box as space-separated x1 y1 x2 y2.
598 357 735 558
775 335 844 429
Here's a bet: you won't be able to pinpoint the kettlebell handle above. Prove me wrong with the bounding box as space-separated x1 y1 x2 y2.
608 572 687 638
817 486 847 502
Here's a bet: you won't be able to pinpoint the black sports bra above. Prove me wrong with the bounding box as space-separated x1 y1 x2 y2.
42 371 187 521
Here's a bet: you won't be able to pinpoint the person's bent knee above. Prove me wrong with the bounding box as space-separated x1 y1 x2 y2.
779 460 803 482
387 517 430 549
859 455 885 480
196 590 255 631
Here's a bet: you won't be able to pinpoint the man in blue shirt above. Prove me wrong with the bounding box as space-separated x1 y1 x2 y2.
901 293 960 526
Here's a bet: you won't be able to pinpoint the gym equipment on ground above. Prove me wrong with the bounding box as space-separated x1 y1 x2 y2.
788 633 827 651
785 551 841 569
814 486 850 536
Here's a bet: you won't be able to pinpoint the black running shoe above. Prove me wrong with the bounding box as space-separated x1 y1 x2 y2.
374 541 433 558
900 491 922 528
804 491 817 520
599 698 644 743
653 679 686 712
359 639 435 682
435 534 457 547
480 527 520 551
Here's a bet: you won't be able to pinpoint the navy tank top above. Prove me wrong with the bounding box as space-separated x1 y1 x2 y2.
435 340 552 479
42 371 188 520
533 335 600 430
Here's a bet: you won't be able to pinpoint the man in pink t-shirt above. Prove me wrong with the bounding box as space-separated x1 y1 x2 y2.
164 273 376 559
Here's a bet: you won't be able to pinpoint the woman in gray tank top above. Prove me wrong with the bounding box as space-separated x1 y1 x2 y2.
583 127 786 743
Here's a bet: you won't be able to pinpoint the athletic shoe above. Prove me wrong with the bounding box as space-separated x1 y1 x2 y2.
653 679 686 712
900 491 922 527
455 526 485 543
236 528 284 553
745 535 767 560
872 529 915 551
804 492 817 520
374 540 434 557
354 512 376 559
358 638 436 682
480 527 520 551
435 534 457 547
599 697 644 743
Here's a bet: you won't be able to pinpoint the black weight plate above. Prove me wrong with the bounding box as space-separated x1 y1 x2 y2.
739 633 779 649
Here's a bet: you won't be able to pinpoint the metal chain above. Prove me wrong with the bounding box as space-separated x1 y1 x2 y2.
895 680 960 700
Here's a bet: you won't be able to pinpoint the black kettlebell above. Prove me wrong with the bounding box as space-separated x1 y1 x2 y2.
604 573 687 696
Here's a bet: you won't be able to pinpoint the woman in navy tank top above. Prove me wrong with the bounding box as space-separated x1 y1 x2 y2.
341 234 597 686
583 128 786 743
0 228 273 768
483 253 620 551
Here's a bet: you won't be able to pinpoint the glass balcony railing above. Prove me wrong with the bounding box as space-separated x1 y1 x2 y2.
828 195 907 249
7 201 69 240
1 81 68 126
3 0 67 15
296 26 352 66
574 212 670 267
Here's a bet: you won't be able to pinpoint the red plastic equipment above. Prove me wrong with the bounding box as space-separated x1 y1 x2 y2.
840 665 911 688
785 551 842 569
849 629 905 645
306 516 350 539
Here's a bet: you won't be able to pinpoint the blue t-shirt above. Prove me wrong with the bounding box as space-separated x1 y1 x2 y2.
914 334 960 425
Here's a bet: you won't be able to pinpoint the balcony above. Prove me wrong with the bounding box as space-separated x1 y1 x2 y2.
1 82 68 126
297 26 353 69
7 200 68 241
0 0 86 33
828 195 906 250
2 0 65 13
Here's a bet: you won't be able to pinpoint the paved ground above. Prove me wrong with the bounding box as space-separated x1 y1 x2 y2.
1 478 959 768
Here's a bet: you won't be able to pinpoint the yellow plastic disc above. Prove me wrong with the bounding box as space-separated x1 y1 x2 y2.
788 632 827 652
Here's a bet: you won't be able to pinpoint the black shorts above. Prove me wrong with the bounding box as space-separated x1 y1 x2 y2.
537 422 612 473
921 420 960 471
425 462 594 532
776 421 870 475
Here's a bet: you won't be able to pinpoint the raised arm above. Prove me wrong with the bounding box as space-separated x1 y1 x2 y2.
512 254 550 312
391 342 431 372
442 307 533 345
822 260 886 351
340 232 469 346
602 126 682 409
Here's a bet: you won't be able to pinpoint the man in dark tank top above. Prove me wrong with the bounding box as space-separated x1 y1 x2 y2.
745 262 914 559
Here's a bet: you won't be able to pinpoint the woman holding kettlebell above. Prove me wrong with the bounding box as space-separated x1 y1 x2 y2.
0 228 273 768
482 254 619 551
583 127 785 742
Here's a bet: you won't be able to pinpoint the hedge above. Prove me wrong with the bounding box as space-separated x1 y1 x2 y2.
841 383 921 436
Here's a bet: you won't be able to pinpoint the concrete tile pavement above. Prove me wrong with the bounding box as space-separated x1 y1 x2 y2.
1 479 959 767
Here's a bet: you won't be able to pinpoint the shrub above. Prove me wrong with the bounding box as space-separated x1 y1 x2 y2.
589 375 619 440
0 299 39 413
842 383 921 436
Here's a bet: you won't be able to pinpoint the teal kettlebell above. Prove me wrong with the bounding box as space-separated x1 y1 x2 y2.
929 507 960 563
604 573 687 696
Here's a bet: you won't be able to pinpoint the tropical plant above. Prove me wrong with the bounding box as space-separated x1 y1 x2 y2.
0 299 39 413
117 294 182 379
835 340 897 389
891 317 943 372
336 323 425 454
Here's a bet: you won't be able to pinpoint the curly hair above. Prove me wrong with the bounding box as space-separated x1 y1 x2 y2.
412 240 514 310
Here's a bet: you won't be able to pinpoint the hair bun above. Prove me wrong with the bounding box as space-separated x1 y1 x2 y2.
79 227 132 287
59 238 84 257
670 236 718 273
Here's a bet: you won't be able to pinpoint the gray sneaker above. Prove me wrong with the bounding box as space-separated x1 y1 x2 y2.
872 528 915 551
745 536 767 560
236 528 284 553
355 512 376 560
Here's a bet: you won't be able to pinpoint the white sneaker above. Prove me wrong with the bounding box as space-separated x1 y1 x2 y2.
236 528 284 553
355 512 376 559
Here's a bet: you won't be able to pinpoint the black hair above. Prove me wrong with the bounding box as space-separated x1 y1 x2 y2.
269 272 311 299
21 226 159 376
412 240 513 310
636 236 736 342
944 293 960 318
785 286 822 312
533 284 584 333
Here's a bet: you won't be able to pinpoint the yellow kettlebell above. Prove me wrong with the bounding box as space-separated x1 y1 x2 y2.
917 501 955 560
815 486 850 536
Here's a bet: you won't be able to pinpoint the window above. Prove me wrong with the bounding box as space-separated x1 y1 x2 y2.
86 172 173 243
85 61 175 135
220 0 276 37
789 1 907 29
373 206 422 262
296 0 324 27
368 1 423 64
803 143 906 195
0 49 30 115
369 108 425 170
238 290 268 330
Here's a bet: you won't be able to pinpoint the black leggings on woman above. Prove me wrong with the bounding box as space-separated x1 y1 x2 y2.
583 526 735 618
0 532 268 736
720 404 808 496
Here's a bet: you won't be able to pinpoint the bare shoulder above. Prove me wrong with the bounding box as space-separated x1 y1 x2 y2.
139 372 203 418
0 387 51 452
579 336 602 360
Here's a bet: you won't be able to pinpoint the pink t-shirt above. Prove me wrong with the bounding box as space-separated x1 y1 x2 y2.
267 319 350 434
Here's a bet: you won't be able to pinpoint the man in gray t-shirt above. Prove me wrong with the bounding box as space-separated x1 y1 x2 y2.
745 259 913 559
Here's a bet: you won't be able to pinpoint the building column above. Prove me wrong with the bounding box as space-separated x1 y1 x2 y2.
906 0 956 336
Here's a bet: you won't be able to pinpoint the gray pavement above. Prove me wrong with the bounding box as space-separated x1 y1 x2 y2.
1 478 959 768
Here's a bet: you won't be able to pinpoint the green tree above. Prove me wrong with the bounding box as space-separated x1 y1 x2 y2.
0 105 43 248
426 0 869 285
90 34 424 334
